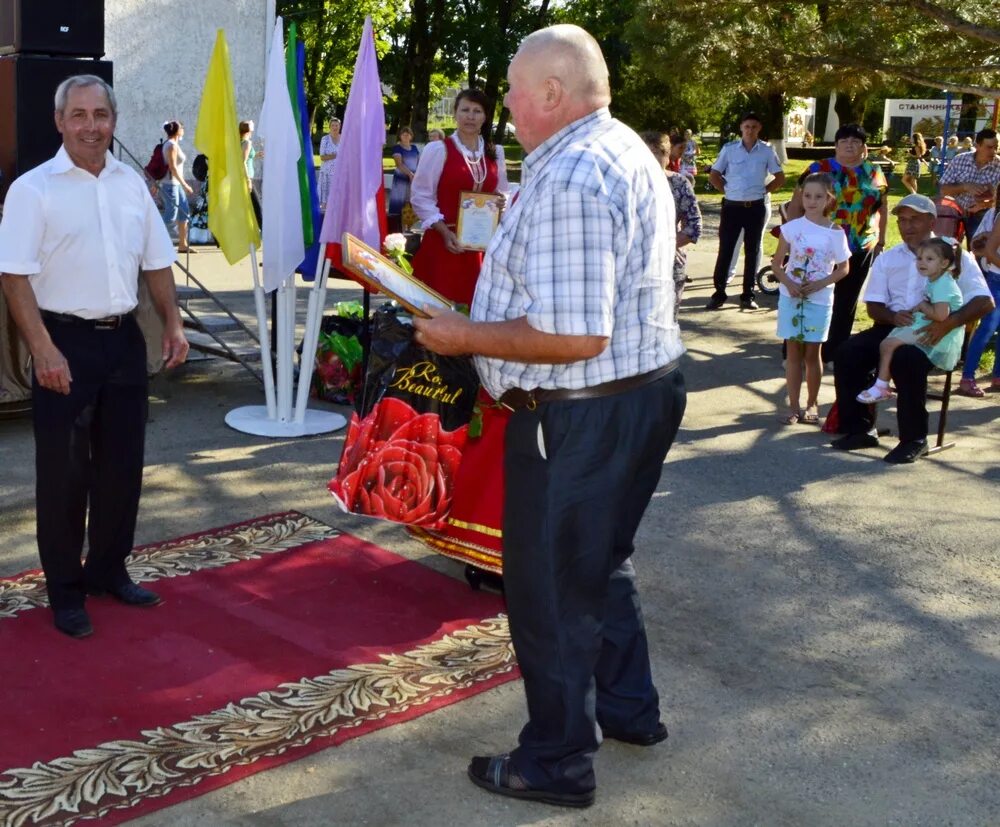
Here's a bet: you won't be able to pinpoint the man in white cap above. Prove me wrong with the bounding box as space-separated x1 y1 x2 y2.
831 193 993 463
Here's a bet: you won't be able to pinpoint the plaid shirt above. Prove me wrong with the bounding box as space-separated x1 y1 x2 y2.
471 109 683 398
939 150 1000 213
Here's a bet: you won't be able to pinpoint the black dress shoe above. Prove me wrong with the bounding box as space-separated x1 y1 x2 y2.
884 439 928 464
705 296 726 310
740 297 760 310
831 432 880 451
54 608 93 638
468 754 594 808
88 582 162 606
602 721 668 746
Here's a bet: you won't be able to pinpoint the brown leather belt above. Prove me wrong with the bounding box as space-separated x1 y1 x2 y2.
41 310 124 330
498 360 679 412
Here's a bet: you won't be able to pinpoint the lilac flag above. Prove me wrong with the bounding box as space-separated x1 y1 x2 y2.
318 16 386 266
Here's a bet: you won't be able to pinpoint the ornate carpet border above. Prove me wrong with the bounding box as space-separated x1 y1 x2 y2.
0 512 338 619
0 613 515 827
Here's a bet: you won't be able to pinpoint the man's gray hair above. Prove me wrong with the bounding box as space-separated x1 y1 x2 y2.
54 75 117 117
518 24 611 106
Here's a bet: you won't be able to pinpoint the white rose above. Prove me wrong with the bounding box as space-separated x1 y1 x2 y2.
383 233 407 253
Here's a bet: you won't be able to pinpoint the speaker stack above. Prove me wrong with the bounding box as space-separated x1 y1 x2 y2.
0 0 111 199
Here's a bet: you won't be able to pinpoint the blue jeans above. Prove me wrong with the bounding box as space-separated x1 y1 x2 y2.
962 270 1000 380
160 182 190 228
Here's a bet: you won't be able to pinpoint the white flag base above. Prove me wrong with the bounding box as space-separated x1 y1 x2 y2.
225 405 346 437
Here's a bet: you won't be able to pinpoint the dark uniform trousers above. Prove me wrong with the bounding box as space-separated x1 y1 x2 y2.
502 369 686 793
32 314 148 610
834 324 935 443
711 198 768 302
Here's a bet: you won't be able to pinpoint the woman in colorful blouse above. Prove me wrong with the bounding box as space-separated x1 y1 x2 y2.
786 123 888 363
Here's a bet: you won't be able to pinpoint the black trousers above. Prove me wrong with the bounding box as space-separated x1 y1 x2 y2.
711 199 768 302
834 325 934 442
823 246 876 364
32 315 148 610
502 369 686 792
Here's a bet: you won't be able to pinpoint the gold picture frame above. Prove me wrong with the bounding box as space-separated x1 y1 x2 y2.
340 233 454 318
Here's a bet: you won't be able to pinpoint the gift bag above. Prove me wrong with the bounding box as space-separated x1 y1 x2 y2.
329 308 479 528
311 301 364 405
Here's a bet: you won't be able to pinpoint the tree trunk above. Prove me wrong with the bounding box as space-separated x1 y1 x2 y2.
393 26 418 134
410 0 447 142
958 93 980 136
766 91 787 164
833 90 868 126
482 0 515 143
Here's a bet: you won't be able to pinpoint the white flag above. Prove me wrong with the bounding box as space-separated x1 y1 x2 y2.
258 17 304 292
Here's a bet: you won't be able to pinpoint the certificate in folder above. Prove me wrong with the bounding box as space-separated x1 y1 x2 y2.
455 191 503 251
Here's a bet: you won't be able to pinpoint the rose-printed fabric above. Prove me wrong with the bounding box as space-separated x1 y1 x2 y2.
331 398 468 526
329 308 479 528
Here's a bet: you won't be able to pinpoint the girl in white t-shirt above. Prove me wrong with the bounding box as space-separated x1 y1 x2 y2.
771 173 851 424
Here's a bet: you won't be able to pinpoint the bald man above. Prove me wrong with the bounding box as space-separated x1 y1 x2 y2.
414 25 685 807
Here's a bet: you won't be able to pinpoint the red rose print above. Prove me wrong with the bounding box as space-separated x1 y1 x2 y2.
330 397 468 527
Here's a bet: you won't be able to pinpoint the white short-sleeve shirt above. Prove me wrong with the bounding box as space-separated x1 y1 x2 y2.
778 217 851 306
0 146 175 319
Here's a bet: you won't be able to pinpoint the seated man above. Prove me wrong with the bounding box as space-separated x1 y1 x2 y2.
831 193 994 464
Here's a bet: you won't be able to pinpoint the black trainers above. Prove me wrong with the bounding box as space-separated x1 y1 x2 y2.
54 608 93 639
831 432 880 451
883 439 928 464
705 296 725 310
740 297 760 310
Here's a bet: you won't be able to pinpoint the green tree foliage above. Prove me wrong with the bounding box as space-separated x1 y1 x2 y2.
276 0 401 136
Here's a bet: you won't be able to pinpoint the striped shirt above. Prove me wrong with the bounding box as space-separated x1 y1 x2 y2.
471 108 683 398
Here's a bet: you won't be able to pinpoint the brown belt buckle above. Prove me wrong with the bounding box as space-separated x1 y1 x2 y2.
94 316 120 330
500 388 537 412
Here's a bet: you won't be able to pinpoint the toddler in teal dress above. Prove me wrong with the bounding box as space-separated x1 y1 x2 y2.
858 238 965 403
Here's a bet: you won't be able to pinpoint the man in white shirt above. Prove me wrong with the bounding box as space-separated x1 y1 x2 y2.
831 194 993 463
0 75 188 638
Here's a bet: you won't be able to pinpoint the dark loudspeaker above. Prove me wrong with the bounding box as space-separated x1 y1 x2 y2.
0 0 104 58
0 55 113 198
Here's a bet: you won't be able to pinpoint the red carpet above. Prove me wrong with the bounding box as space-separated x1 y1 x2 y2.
0 512 516 826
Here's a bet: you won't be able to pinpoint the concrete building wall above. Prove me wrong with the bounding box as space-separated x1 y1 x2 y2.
106 0 271 169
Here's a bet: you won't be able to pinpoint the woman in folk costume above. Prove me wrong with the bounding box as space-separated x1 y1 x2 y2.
410 89 509 307
407 89 510 581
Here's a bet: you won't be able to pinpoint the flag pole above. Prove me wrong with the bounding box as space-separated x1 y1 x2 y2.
293 243 331 422
249 243 276 417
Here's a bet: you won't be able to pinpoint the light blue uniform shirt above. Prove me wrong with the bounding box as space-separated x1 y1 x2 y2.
711 139 783 201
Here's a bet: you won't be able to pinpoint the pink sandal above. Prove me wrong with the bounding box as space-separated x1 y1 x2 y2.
956 379 985 398
856 386 894 404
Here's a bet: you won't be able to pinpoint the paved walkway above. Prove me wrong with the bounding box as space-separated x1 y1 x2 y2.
0 241 997 826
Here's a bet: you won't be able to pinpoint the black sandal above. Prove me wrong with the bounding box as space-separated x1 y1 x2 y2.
467 754 594 808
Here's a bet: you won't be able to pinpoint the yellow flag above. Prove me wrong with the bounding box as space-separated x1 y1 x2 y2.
195 30 260 264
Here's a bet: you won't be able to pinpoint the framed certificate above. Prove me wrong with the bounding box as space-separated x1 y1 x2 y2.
340 233 454 318
455 191 503 251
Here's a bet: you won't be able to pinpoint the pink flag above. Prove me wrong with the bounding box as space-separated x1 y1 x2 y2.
318 16 387 268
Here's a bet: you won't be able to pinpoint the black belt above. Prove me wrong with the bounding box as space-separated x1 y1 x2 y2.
41 310 125 330
498 361 679 412
723 198 765 208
